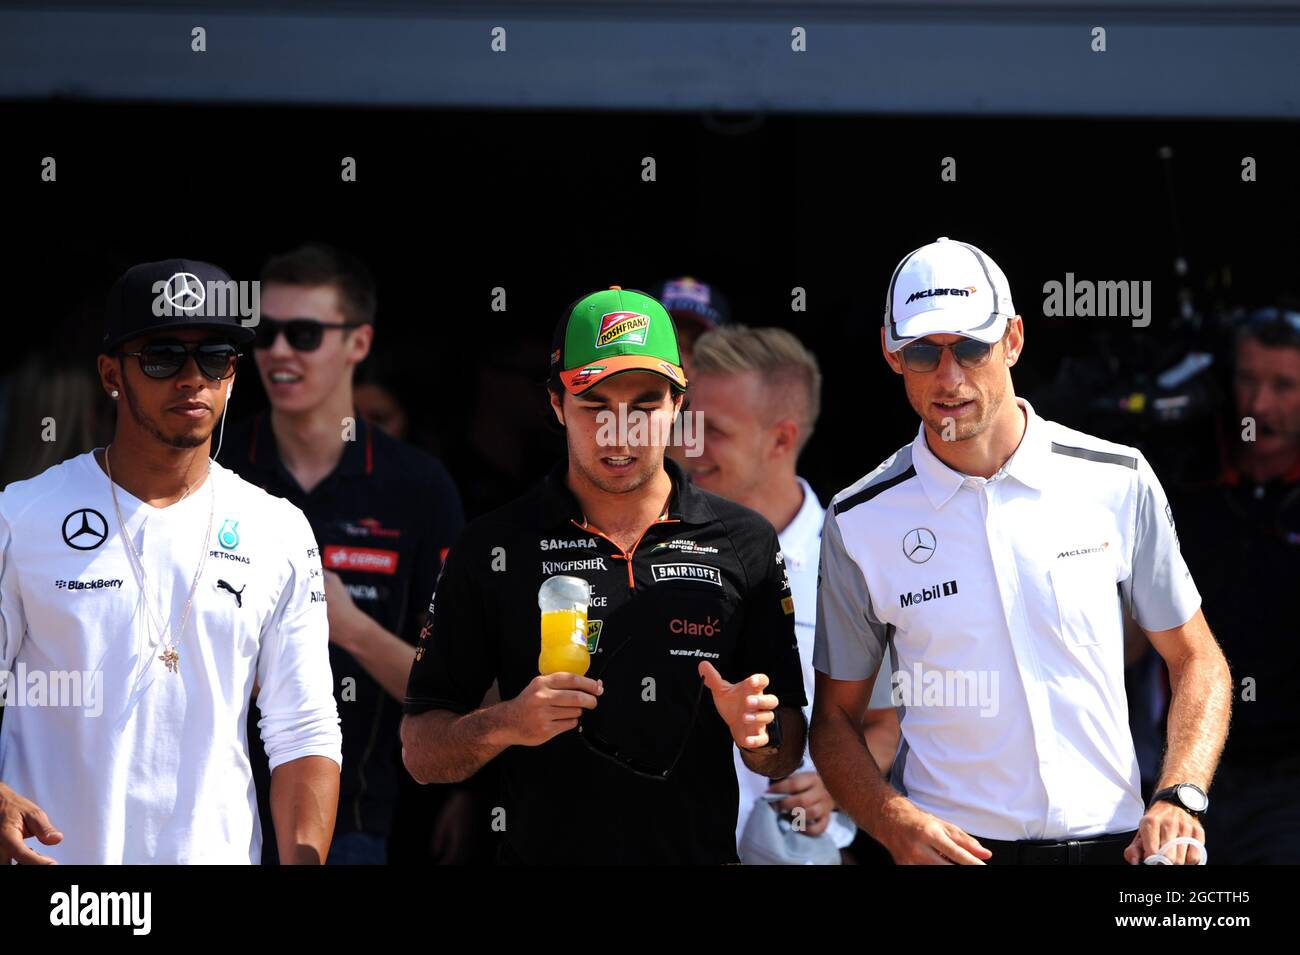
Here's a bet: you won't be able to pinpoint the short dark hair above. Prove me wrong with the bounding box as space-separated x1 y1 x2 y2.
1234 300 1300 354
261 243 377 326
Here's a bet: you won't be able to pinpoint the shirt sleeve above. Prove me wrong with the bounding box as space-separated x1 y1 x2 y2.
0 507 26 703
1121 452 1202 632
735 528 807 710
402 460 464 647
403 529 497 716
256 504 343 773
814 508 892 681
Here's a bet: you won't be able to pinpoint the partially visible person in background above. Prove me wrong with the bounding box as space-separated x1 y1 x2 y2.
439 328 561 522
0 358 106 489
686 325 897 864
648 276 731 374
1172 304 1300 863
354 374 410 442
221 243 463 865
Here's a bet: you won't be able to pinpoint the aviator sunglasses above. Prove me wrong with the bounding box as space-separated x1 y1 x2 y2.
899 337 996 373
119 341 240 380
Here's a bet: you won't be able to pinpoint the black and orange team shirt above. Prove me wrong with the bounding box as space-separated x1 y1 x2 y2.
222 412 464 849
404 455 806 865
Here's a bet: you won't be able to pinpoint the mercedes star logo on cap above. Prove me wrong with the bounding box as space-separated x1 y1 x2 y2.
902 527 937 564
62 508 109 551
164 272 206 313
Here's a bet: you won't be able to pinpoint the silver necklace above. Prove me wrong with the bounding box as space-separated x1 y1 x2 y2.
105 445 215 674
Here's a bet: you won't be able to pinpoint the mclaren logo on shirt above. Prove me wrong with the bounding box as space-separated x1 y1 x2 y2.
1057 542 1109 559
900 580 959 608
651 563 722 586
61 508 108 551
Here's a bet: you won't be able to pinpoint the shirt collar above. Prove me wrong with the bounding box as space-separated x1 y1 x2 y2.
540 455 715 530
246 410 375 480
911 396 1048 510
777 477 824 568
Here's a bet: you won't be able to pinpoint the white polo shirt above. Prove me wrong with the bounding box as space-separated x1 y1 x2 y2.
734 477 857 854
0 451 342 864
814 398 1200 841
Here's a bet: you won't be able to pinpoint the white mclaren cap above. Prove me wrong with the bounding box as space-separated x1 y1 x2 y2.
883 237 1017 353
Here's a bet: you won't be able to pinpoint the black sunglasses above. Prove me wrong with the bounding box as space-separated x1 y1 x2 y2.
574 629 705 782
120 342 240 380
253 317 357 352
900 338 995 373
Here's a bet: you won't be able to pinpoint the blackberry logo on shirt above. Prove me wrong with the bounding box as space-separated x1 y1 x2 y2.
595 311 650 348
54 577 124 591
900 579 959 608
541 557 608 574
650 563 723 587
61 508 108 551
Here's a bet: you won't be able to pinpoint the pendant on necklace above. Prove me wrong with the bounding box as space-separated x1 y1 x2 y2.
159 646 180 674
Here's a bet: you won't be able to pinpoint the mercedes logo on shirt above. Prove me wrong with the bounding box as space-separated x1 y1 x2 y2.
902 527 937 564
62 508 109 551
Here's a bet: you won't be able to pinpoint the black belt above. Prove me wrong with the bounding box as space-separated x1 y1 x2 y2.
972 829 1137 865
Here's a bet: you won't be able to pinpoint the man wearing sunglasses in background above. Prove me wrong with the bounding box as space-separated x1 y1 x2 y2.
1170 304 1300 862
222 244 463 864
0 259 341 863
401 286 806 864
811 237 1231 865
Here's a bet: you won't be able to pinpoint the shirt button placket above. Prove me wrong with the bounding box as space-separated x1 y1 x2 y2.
982 479 1061 834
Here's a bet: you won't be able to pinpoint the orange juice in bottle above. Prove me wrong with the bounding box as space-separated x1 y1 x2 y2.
538 575 591 676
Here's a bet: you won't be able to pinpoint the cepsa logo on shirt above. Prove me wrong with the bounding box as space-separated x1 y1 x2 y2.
323 545 399 575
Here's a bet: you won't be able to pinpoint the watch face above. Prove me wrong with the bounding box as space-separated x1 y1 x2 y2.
1177 784 1208 811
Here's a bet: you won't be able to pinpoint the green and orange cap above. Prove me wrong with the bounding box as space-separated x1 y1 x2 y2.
550 286 688 396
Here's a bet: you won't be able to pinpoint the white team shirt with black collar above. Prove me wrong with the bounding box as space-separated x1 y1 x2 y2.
814 398 1200 841
0 451 341 864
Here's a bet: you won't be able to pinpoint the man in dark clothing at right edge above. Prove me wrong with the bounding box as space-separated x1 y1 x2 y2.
1173 305 1300 863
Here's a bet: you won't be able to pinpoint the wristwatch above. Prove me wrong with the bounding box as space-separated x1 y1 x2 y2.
1149 783 1209 817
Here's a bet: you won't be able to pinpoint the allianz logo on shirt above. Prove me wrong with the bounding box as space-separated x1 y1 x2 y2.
899 579 959 608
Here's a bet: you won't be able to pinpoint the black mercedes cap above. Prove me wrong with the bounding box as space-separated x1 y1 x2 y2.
102 259 258 354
